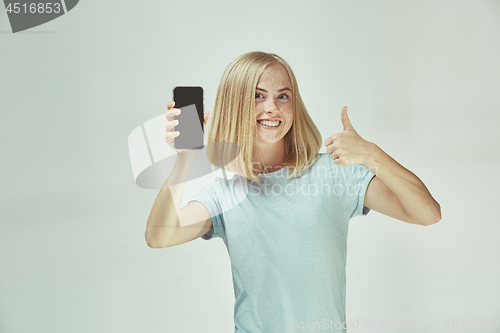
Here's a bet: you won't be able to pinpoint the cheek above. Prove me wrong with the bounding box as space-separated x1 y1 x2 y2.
285 109 294 125
284 117 294 132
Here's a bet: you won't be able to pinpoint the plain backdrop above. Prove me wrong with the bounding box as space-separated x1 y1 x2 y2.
1 0 499 332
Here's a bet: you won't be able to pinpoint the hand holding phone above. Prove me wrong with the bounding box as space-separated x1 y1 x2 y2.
172 86 205 150
164 100 211 155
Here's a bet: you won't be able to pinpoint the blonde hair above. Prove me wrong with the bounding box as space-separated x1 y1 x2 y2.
207 51 322 181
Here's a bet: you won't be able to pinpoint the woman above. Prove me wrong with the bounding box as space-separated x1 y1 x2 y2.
146 51 441 332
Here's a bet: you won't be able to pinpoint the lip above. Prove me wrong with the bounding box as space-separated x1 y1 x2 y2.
257 118 281 122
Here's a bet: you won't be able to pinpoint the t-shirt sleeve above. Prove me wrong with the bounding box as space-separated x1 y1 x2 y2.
187 179 225 240
329 156 376 219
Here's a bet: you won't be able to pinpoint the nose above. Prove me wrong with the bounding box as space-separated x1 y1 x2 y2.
264 98 277 113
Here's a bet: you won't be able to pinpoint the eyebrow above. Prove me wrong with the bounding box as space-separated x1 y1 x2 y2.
256 87 292 93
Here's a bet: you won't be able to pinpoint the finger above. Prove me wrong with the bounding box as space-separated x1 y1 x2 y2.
341 106 354 132
324 134 338 146
325 143 342 163
167 101 175 110
325 139 340 154
325 142 339 154
204 111 211 126
332 156 343 165
329 151 339 160
167 119 179 132
165 108 181 121
164 131 180 143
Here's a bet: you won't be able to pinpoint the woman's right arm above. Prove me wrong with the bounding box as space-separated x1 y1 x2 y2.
145 101 213 248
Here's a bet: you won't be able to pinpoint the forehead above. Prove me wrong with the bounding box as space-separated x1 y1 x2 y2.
258 63 291 85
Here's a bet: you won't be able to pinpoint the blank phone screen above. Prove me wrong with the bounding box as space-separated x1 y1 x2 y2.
173 86 204 149
175 104 204 149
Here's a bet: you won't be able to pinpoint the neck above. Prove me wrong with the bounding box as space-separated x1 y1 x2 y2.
252 139 287 173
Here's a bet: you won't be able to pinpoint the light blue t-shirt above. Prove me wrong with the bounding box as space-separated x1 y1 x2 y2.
188 152 376 332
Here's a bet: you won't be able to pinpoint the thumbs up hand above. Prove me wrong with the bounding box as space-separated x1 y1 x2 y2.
324 106 374 166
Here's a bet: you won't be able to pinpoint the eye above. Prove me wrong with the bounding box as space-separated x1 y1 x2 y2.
255 93 263 99
279 94 289 99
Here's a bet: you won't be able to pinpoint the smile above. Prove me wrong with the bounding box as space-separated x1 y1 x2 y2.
257 120 281 129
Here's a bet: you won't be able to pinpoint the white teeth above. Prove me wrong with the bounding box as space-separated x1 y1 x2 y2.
258 120 280 127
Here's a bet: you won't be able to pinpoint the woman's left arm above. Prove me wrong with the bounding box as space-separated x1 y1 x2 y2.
324 107 441 226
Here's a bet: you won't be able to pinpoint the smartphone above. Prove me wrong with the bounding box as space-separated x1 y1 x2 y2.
172 86 204 150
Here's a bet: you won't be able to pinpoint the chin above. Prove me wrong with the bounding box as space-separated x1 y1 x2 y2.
256 136 284 145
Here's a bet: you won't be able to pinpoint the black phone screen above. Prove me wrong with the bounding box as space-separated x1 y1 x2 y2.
172 86 204 149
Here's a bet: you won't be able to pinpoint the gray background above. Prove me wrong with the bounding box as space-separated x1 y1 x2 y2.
1 0 499 332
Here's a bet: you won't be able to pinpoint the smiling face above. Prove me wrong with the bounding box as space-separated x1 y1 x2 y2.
254 63 294 146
